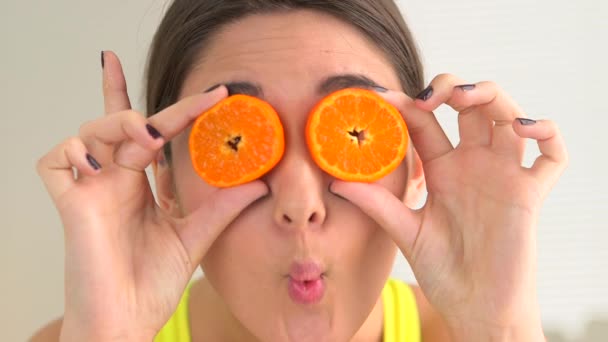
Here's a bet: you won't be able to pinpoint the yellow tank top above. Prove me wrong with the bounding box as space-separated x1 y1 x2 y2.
154 278 420 342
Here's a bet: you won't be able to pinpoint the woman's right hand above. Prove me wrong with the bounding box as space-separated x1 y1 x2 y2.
36 52 269 342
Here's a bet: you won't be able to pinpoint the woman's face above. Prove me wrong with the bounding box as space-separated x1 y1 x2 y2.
169 10 411 342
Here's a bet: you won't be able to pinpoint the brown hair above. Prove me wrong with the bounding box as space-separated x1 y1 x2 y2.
145 0 424 162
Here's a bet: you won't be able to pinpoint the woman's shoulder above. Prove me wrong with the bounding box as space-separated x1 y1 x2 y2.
30 318 62 342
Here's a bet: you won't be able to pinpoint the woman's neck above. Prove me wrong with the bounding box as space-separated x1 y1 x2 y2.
188 277 258 341
187 277 384 342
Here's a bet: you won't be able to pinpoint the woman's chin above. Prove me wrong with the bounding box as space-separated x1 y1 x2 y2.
281 313 334 342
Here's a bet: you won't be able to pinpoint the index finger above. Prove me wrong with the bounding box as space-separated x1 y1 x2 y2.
379 90 453 163
102 51 132 114
146 86 229 141
110 86 229 171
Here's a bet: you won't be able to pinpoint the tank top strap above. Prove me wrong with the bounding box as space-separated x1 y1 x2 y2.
382 278 421 342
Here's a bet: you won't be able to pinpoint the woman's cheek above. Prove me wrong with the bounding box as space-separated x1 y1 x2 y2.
201 205 274 274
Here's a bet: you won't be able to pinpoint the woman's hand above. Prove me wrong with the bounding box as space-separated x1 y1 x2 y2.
330 74 567 341
36 52 268 342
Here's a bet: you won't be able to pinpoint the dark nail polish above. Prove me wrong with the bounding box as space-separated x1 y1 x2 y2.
455 84 476 91
204 84 222 93
415 86 433 101
372 86 388 93
86 154 102 170
156 152 167 167
146 124 163 139
517 118 537 126
101 51 105 69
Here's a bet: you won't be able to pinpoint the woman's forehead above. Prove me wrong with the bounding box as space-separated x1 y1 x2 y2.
208 10 380 57
182 10 400 99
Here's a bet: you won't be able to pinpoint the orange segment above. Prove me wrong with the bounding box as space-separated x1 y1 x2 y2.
306 88 409 182
189 95 284 187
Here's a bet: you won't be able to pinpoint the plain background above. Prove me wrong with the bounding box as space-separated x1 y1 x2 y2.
1 0 606 341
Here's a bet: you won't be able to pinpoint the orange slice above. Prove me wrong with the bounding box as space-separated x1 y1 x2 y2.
306 88 409 182
189 95 284 187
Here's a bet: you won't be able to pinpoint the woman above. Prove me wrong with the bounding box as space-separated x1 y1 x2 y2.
32 0 567 341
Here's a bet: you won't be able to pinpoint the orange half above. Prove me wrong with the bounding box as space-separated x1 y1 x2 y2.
306 88 409 182
189 95 284 187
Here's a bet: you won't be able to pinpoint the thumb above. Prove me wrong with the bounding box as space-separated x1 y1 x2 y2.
102 51 132 114
176 180 269 267
330 181 421 258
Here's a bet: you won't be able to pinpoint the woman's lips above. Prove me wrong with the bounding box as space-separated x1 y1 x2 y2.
288 277 325 305
287 262 326 305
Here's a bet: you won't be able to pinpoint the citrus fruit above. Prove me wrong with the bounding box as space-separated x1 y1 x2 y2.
189 94 284 187
306 88 409 182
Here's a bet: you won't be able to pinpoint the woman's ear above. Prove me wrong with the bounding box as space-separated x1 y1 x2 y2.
403 147 426 208
152 151 181 216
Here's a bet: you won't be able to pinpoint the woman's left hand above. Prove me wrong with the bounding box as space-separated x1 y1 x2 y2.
329 74 568 341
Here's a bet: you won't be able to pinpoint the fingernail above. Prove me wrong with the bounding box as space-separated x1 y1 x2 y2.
101 51 105 69
86 154 102 170
372 86 388 93
455 84 476 91
156 152 167 167
415 86 433 101
146 124 163 139
517 118 537 126
204 84 222 93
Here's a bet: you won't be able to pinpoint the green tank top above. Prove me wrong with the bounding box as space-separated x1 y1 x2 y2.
154 278 420 342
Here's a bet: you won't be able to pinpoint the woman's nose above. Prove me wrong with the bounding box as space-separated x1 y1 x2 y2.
268 153 327 231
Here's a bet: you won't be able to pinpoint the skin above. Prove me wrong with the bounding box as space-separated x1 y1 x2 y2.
32 8 567 342
163 11 418 342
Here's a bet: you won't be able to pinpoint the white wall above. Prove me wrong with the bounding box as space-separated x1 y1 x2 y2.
394 1 608 340
1 1 606 341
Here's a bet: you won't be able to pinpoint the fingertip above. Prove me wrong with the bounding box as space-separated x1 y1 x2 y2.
415 85 434 102
71 152 102 178
376 90 414 116
328 180 336 193
203 83 229 97
64 138 102 176
101 50 119 63
252 179 271 199
516 118 538 126
102 50 132 114
146 123 164 140
100 50 118 74
186 85 229 111
512 118 536 135
413 98 425 107
328 180 350 201
204 84 223 93
327 179 345 195
372 86 389 93
412 97 438 112
512 118 556 140
227 179 271 203
86 153 102 172
329 179 377 199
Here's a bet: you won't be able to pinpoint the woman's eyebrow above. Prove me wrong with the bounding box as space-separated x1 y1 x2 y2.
318 74 384 95
221 74 382 98
223 82 264 97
